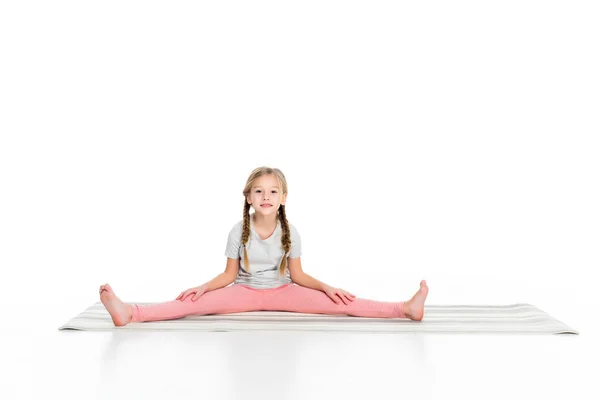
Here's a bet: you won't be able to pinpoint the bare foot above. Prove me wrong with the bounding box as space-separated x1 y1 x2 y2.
403 280 429 321
99 283 133 326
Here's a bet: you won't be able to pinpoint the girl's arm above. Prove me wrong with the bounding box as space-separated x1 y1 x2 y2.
288 258 356 305
291 271 330 292
202 272 236 292
288 257 330 292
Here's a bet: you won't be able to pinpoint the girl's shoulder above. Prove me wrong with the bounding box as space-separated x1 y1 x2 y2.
225 219 244 236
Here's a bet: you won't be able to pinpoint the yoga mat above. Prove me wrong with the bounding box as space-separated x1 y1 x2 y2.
58 302 578 334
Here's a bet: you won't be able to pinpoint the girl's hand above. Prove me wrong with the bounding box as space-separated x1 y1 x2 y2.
323 285 356 305
176 284 208 302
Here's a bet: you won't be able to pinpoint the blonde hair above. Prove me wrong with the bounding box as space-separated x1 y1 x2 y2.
241 166 291 277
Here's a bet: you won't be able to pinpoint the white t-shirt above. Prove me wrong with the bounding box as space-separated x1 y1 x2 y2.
224 213 302 289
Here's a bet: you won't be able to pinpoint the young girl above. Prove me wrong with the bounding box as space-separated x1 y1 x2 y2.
99 166 429 326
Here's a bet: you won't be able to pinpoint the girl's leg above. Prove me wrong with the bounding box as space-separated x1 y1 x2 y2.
131 284 264 322
261 283 407 319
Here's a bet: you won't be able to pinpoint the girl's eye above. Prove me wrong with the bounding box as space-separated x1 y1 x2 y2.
255 190 278 193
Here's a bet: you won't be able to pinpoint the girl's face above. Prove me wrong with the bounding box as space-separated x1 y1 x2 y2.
248 174 286 215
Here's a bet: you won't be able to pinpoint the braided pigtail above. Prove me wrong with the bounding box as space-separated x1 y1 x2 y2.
277 205 292 277
242 200 252 271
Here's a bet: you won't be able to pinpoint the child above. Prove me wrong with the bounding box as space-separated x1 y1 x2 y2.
99 166 429 326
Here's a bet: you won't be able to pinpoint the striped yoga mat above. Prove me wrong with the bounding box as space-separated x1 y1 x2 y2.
58 302 578 334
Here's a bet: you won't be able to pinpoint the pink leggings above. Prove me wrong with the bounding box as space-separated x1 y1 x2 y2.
131 283 406 322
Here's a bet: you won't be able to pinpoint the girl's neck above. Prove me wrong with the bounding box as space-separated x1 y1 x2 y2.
252 212 278 229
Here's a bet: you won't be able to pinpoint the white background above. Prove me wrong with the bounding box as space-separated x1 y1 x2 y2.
1 1 598 399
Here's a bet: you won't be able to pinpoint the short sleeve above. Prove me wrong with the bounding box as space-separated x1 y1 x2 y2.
288 224 302 258
224 222 242 259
